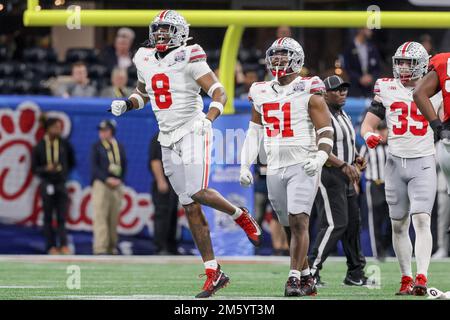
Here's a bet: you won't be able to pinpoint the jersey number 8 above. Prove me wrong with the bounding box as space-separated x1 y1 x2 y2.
151 73 173 109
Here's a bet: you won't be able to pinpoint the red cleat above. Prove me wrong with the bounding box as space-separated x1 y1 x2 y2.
234 207 263 247
195 265 230 298
412 274 428 296
395 275 414 295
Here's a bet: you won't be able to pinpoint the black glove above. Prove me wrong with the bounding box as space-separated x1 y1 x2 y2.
430 119 443 142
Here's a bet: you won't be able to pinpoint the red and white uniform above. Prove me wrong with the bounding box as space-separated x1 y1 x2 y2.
249 76 325 171
249 76 326 224
133 44 211 146
374 78 442 158
429 53 450 123
429 53 450 194
133 44 213 205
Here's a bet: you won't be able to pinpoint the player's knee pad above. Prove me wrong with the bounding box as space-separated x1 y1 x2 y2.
412 213 431 230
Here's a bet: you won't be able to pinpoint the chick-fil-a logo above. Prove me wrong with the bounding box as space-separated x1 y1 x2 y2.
0 102 162 236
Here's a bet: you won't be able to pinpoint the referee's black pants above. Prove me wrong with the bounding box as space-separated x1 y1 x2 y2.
309 166 366 278
366 181 392 259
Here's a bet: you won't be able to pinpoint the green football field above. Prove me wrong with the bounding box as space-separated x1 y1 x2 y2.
0 255 449 300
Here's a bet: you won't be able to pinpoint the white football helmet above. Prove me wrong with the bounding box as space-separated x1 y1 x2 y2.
265 37 305 80
149 10 192 52
392 41 429 83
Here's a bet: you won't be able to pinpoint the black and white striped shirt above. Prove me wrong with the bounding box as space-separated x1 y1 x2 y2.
330 108 356 165
359 143 388 181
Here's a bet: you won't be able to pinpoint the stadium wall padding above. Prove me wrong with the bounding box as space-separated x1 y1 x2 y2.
0 95 372 256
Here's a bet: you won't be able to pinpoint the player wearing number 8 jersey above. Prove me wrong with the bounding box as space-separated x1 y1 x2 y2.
240 37 334 297
361 41 443 296
110 10 262 298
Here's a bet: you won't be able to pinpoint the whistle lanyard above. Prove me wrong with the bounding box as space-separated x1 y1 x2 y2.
101 139 121 166
44 135 59 166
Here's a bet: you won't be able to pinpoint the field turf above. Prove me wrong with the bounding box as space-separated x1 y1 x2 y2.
0 256 448 300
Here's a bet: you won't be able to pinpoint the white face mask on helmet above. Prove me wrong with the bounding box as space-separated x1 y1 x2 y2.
392 41 429 84
149 10 192 52
265 37 305 81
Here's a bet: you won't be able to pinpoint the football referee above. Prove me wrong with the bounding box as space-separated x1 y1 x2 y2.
309 75 367 286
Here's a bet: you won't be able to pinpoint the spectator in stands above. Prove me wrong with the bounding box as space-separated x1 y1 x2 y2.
276 25 292 38
101 27 135 70
90 120 127 255
343 28 381 97
31 117 75 255
100 68 133 98
420 34 435 55
149 133 180 255
55 62 97 97
235 67 259 99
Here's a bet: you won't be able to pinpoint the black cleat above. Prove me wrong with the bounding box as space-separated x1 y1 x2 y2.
343 274 367 286
195 265 230 298
301 274 318 296
284 277 305 297
313 272 326 288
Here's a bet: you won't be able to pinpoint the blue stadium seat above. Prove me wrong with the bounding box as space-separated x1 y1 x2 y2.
65 48 98 64
22 47 57 63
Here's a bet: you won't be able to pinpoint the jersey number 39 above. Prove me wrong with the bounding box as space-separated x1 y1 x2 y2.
390 102 428 136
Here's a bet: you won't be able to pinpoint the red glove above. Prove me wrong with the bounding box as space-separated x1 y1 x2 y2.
364 132 383 149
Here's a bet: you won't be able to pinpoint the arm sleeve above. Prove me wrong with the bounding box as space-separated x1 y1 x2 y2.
310 77 326 95
367 99 386 120
187 61 212 80
241 121 263 169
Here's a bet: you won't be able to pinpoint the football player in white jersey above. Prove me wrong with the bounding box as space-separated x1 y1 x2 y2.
240 37 334 297
361 41 443 296
110 10 262 298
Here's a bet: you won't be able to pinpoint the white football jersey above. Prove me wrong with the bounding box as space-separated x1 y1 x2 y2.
249 76 326 170
133 44 212 146
374 78 442 158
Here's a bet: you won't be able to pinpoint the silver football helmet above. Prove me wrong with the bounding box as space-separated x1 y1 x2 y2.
149 10 192 52
392 41 429 83
265 37 305 80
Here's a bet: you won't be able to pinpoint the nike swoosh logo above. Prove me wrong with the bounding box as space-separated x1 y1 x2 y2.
347 279 363 285
212 272 223 286
422 167 431 170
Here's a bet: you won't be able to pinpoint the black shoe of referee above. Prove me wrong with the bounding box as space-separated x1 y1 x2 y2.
343 273 368 286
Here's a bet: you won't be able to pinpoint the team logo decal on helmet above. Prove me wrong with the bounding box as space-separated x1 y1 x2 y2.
150 10 192 52
265 37 305 80
392 41 429 83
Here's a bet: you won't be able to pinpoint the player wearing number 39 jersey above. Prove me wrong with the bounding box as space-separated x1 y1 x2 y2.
110 10 262 299
240 37 334 297
361 41 443 296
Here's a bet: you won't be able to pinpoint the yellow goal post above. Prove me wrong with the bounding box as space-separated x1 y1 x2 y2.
24 0 450 114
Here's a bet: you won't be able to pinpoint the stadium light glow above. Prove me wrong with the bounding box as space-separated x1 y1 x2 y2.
22 1 450 113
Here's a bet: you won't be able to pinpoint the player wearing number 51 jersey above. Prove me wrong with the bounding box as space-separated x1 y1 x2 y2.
361 41 443 296
240 37 334 297
109 10 262 298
